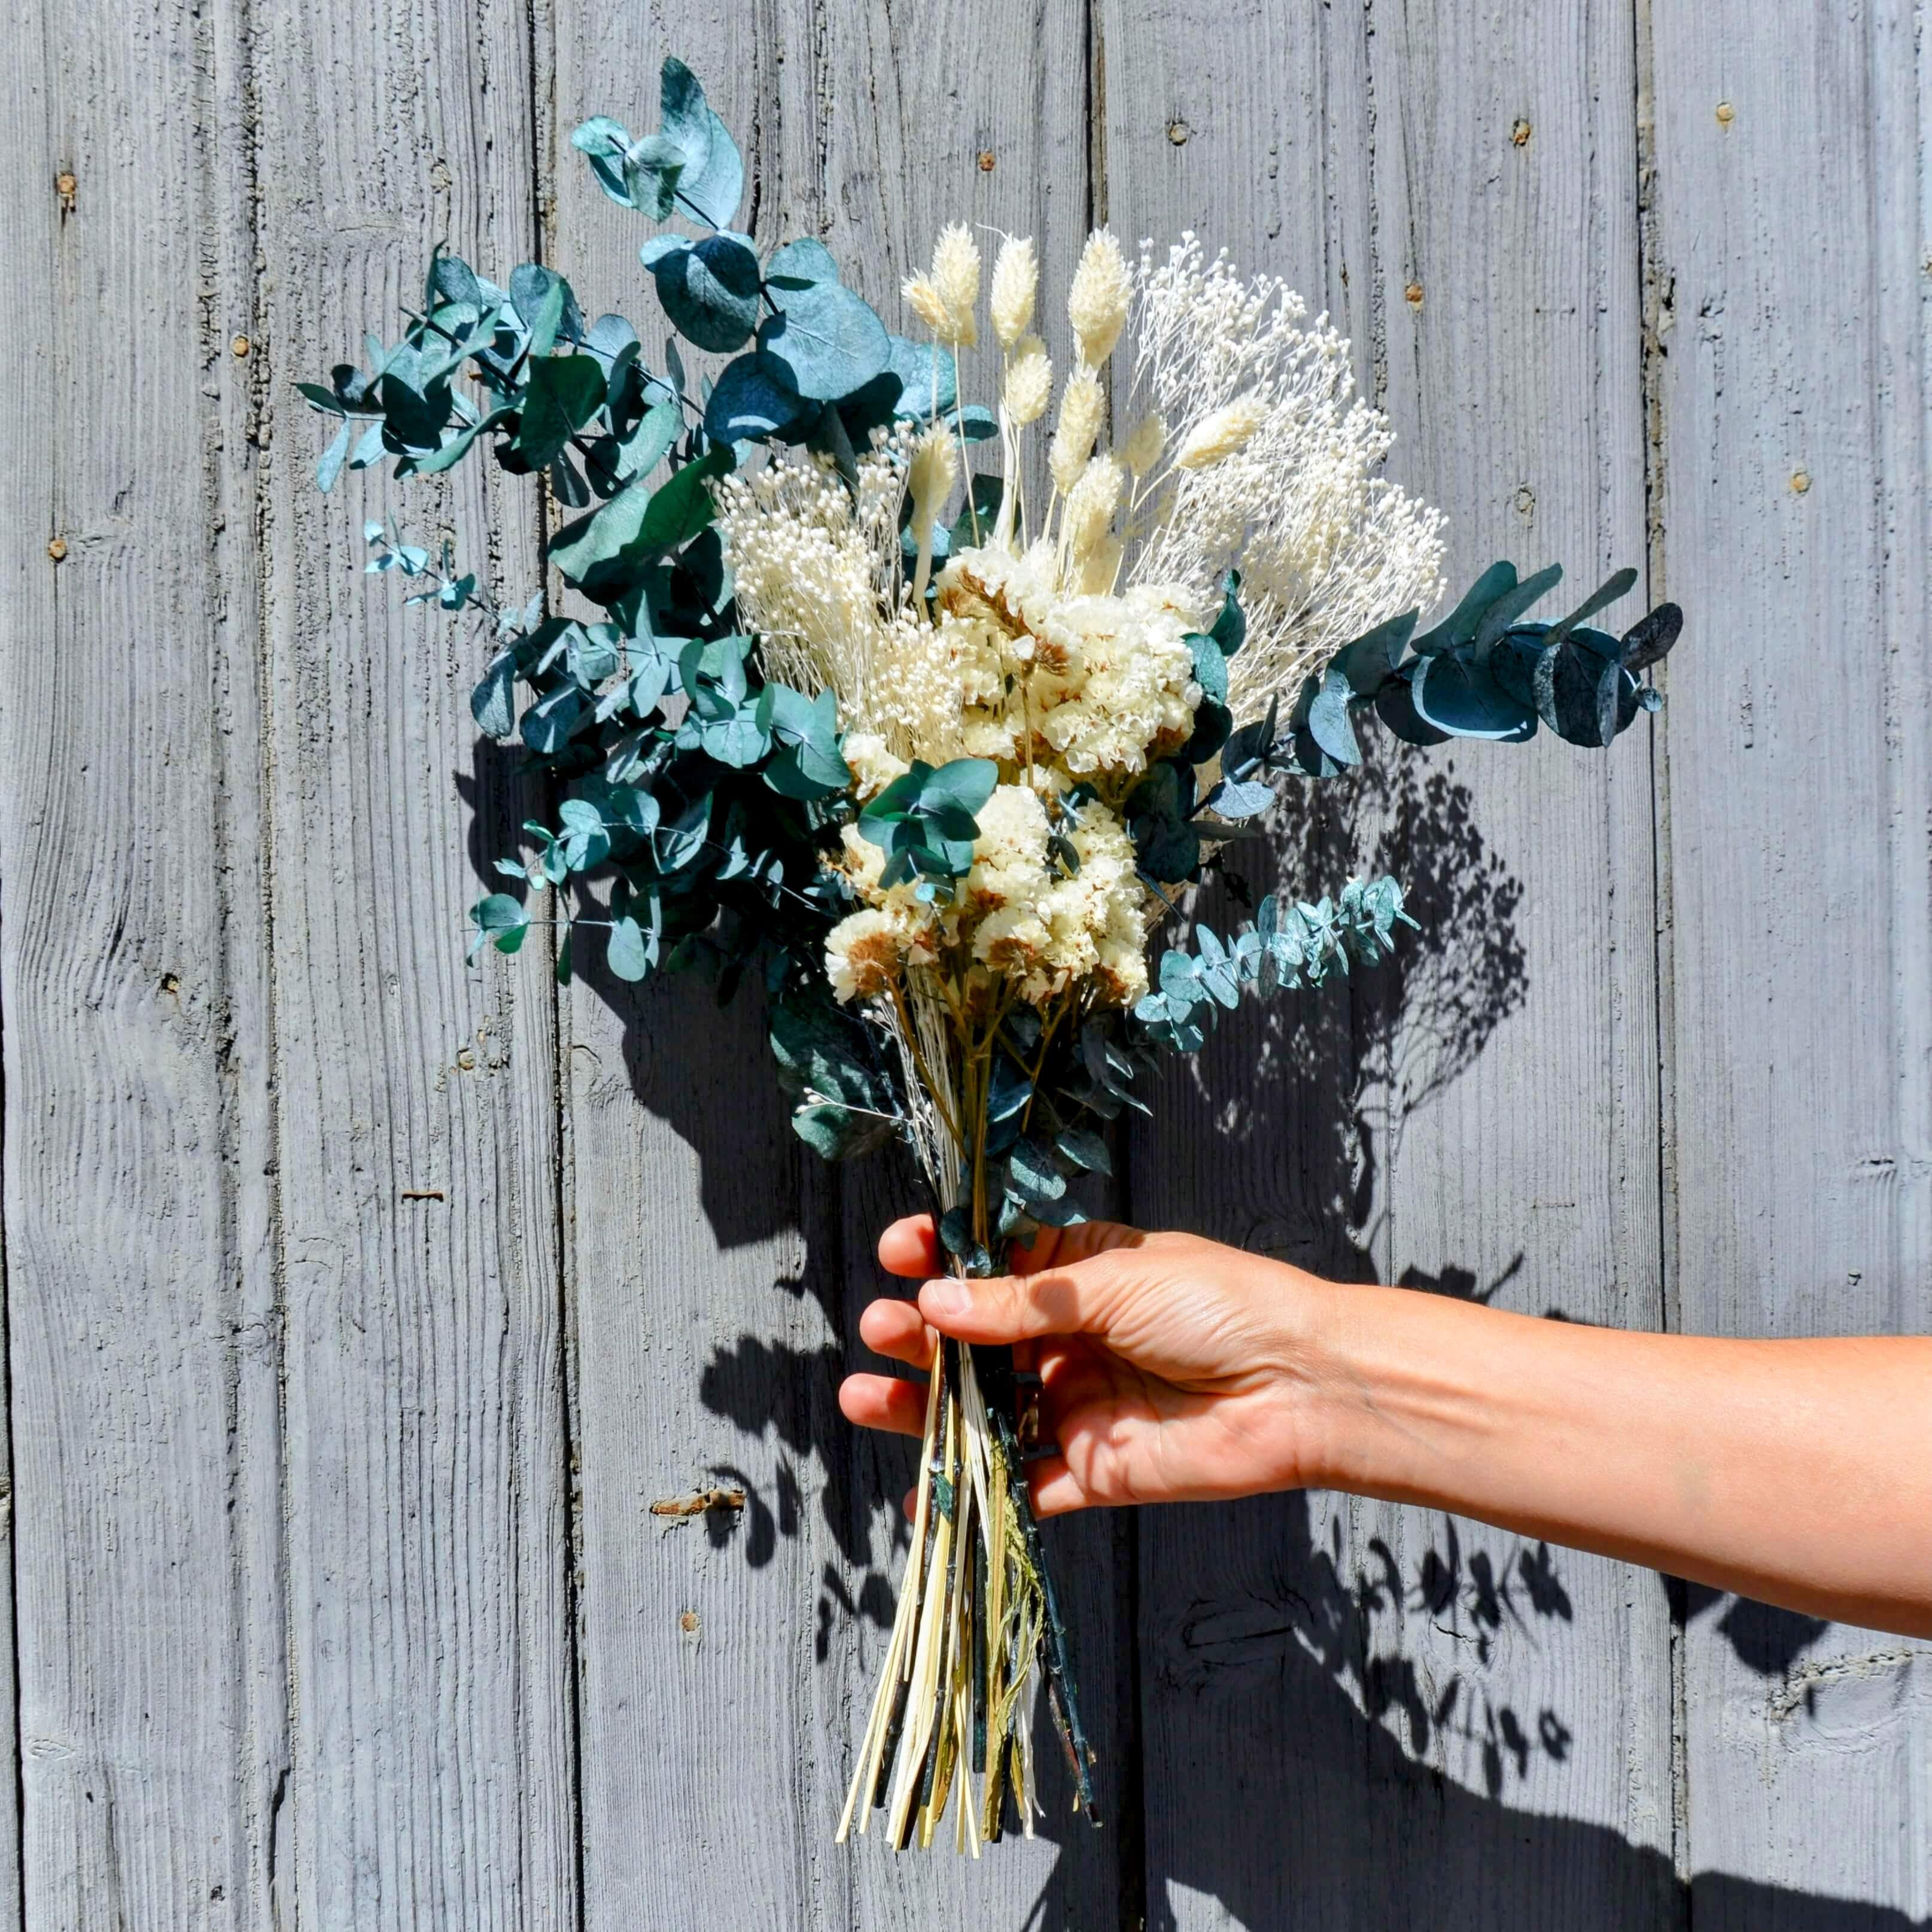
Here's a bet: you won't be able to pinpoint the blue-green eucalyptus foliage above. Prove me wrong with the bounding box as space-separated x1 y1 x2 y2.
306 56 1683 1225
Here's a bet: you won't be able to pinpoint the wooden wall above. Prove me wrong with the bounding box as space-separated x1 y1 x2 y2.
1 0 1925 1925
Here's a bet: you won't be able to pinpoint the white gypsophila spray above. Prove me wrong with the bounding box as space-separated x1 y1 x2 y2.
1125 232 1446 712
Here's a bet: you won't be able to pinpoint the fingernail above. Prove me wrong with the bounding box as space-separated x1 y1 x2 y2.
923 1280 970 1318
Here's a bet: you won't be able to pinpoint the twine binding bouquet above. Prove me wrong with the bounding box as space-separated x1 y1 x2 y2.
305 56 1682 1853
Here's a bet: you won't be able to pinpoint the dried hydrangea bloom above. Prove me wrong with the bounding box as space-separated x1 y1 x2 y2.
826 908 903 1001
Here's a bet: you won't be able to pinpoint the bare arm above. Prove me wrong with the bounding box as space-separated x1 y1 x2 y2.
840 1216 1932 1638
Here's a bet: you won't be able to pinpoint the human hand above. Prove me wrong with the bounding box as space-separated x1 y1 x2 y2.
837 1213 1337 1516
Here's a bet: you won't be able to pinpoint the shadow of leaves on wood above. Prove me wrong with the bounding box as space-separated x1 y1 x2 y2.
1676 1577 1832 1677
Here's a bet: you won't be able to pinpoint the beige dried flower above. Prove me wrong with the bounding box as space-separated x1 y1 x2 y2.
826 908 903 1002
1049 367 1105 493
902 273 950 339
907 425 957 604
1173 393 1268 469
932 223 981 347
1122 412 1167 477
990 235 1039 351
908 425 957 536
1067 228 1133 366
1004 335 1052 425
1063 454 1124 562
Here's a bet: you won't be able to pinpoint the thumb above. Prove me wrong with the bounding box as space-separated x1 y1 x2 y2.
917 1262 1106 1344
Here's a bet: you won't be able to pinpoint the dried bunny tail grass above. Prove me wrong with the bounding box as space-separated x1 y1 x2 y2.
1122 411 1166 478
1126 232 1445 709
932 223 982 346
1067 227 1133 366
1173 393 1267 468
1048 366 1106 494
1003 335 1052 425
908 425 959 604
902 273 951 340
908 424 957 537
990 235 1039 351
1061 454 1124 565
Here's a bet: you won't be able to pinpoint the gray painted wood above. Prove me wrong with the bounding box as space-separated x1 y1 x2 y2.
3 0 1929 1924
0 0 287 1922
250 0 577 1922
1105 0 1676 1924
1645 1 1932 1921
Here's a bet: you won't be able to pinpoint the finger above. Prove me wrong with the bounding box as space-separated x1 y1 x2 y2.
1023 1455 1092 1518
838 1372 927 1439
1006 1217 1145 1276
857 1297 936 1370
917 1264 1108 1346
903 1486 917 1522
877 1215 941 1279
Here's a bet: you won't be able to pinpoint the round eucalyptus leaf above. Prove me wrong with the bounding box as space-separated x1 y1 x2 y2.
649 232 762 354
887 333 954 418
765 236 838 288
704 351 810 445
1411 652 1538 742
1374 673 1452 747
760 279 891 401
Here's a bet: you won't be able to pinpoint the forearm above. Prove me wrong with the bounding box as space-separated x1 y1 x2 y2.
1300 1280 1932 1636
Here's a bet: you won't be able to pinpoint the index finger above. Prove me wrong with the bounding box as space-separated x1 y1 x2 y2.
878 1213 1145 1280
878 1215 942 1279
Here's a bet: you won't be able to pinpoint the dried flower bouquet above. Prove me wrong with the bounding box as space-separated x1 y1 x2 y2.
306 56 1682 1851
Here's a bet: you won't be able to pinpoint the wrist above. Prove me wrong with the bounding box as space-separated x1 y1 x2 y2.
1272 1269 1373 1492
1274 1273 1494 1500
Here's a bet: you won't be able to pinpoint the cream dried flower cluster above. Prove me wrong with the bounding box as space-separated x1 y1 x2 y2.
716 218 1443 1020
1130 233 1446 713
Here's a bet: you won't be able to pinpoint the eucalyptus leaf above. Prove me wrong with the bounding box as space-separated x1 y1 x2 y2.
512 354 607 467
649 232 763 354
607 914 654 981
704 350 808 443
760 279 891 401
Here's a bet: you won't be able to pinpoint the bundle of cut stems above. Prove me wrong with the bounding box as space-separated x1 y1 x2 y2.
836 986 1097 1852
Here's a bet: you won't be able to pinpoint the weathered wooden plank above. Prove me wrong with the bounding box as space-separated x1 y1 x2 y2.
0 0 286 1921
544 4 1120 1922
251 0 578 1921
1645 0 1932 1919
1103 0 1676 1924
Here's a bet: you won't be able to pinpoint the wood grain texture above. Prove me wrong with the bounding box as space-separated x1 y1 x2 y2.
1102 0 1675 1924
544 3 1123 1922
0 0 288 1921
5 0 1930 1923
251 0 577 1922
1645 1 1932 1919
